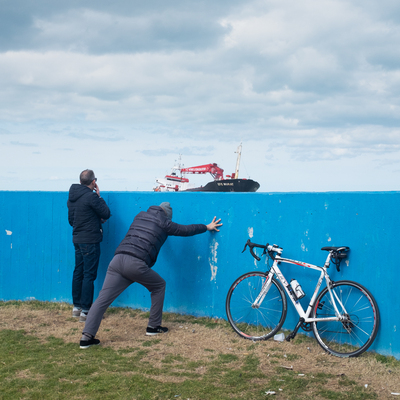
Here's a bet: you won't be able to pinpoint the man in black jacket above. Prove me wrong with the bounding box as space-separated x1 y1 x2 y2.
79 202 222 348
67 169 111 322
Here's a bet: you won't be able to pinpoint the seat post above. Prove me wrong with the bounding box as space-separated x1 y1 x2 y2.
324 252 332 268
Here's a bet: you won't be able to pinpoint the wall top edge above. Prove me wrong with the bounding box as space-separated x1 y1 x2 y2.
1 190 400 195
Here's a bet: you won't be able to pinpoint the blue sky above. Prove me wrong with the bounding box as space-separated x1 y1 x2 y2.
1 0 399 192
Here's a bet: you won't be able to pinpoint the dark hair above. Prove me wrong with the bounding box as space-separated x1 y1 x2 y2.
80 169 95 186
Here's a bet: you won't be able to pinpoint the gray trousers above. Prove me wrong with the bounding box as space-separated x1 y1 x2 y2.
83 253 166 337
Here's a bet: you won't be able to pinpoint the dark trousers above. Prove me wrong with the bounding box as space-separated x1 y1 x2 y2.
72 243 101 311
83 253 166 337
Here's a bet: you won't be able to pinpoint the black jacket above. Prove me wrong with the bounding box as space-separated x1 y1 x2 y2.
115 206 207 267
67 184 111 244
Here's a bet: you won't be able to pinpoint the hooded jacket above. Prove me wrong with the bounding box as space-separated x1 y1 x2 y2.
67 184 111 244
115 206 207 268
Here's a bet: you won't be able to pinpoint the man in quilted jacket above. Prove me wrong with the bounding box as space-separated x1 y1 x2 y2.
79 202 222 348
67 169 111 322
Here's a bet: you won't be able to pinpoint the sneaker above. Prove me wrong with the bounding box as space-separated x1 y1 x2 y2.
79 312 88 322
146 326 169 336
72 308 81 318
80 338 100 349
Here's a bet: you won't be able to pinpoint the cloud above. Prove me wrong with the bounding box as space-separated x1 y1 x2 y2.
10 141 38 147
0 0 239 53
32 9 228 54
68 131 124 141
140 146 214 157
1 0 400 191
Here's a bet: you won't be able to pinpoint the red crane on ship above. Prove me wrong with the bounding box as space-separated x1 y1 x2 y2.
180 163 224 180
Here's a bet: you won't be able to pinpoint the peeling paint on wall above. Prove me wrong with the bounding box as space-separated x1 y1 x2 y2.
5 230 13 249
209 239 218 281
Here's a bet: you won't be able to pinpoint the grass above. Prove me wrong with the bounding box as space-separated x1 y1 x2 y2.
0 301 398 399
0 330 262 400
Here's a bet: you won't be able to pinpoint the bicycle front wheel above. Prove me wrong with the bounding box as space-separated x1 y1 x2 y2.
226 271 287 340
312 280 379 357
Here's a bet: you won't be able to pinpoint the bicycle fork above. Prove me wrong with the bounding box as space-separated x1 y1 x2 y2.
251 273 273 308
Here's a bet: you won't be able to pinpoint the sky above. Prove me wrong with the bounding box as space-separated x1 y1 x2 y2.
1 0 400 192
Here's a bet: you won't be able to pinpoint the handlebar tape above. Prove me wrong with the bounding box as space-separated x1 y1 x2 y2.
243 239 269 261
250 247 261 261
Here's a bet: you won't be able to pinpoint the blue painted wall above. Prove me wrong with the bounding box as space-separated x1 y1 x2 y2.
0 191 398 359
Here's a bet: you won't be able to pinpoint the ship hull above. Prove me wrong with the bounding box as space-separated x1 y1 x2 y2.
185 178 260 192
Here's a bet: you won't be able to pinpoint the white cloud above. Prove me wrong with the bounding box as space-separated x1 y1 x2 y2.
0 0 400 192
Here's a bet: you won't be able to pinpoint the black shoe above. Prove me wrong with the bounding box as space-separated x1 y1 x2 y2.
80 338 100 349
146 326 168 336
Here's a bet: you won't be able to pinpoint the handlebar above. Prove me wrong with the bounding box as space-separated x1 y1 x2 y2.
242 239 282 261
243 240 349 272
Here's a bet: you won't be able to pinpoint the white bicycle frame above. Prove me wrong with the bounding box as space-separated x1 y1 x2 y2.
253 249 347 323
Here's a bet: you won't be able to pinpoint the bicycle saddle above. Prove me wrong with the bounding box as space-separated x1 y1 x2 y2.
321 246 349 252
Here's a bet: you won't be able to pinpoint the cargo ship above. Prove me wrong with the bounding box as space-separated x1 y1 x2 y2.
154 144 260 192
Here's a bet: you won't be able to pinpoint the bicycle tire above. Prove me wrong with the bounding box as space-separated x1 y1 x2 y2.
312 280 380 357
226 271 287 340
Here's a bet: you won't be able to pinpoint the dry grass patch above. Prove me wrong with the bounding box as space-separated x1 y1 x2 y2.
0 301 399 399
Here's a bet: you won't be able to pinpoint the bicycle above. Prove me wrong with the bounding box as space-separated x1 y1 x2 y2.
225 240 380 358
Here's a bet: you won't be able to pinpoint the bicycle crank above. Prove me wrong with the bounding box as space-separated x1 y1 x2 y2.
300 322 312 332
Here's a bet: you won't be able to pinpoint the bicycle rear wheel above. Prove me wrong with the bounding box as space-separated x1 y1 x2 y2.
312 280 379 357
226 271 287 340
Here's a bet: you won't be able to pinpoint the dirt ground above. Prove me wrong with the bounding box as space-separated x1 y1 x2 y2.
0 303 399 399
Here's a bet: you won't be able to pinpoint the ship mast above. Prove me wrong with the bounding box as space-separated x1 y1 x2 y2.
234 143 242 179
